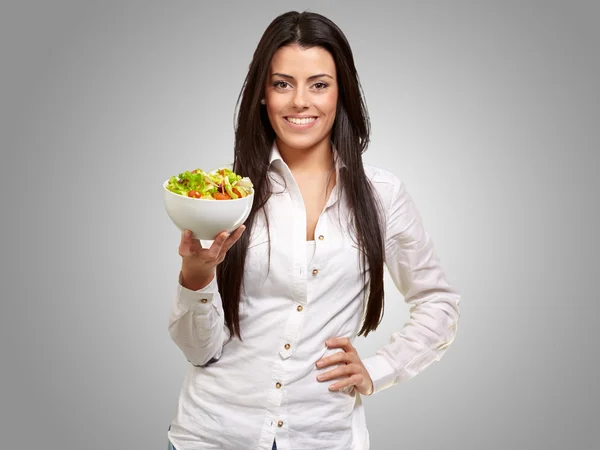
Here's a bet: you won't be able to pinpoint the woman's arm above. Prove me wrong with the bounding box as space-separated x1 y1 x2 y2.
168 269 230 367
168 229 244 367
361 177 461 394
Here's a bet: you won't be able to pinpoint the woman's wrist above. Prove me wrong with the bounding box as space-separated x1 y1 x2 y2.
180 267 215 291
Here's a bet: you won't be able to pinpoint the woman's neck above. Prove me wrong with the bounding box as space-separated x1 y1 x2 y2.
276 137 334 175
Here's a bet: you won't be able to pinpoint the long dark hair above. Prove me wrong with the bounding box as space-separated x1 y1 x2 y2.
217 11 385 339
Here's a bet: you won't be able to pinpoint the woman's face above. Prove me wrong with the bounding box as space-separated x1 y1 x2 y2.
264 44 338 152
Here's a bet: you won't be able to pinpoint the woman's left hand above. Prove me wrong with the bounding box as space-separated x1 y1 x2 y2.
315 337 374 396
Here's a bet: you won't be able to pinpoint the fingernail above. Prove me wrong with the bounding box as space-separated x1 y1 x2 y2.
184 230 191 237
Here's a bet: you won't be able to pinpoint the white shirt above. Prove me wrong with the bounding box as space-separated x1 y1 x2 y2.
167 143 461 450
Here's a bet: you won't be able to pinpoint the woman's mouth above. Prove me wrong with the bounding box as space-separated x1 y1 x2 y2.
285 116 318 129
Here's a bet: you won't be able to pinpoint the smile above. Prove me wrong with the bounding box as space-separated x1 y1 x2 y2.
285 116 318 129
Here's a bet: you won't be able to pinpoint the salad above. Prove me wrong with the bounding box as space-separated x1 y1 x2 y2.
166 167 254 200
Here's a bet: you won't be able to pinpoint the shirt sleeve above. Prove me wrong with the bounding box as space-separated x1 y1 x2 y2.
361 178 461 395
168 271 230 367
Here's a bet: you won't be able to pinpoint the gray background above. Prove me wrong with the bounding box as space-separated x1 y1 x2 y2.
1 1 598 449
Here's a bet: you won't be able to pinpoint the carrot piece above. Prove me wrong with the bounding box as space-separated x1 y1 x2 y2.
214 192 231 200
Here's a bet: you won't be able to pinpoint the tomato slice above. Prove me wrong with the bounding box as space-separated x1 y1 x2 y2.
187 190 201 198
214 192 231 200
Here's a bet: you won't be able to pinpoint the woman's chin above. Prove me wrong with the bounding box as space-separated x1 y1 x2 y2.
276 134 329 152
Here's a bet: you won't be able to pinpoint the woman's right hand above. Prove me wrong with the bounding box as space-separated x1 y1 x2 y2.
178 226 246 290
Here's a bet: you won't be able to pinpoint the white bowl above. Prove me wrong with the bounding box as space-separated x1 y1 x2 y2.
163 179 254 241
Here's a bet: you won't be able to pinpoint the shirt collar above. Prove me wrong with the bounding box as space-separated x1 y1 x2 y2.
268 140 284 166
268 140 344 208
268 140 346 171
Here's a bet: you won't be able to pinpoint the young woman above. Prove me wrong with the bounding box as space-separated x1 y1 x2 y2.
167 11 460 450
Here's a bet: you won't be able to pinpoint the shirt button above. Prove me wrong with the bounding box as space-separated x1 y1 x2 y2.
312 269 319 276
200 298 208 304
277 420 284 428
297 305 303 312
284 343 291 350
318 235 324 240
275 382 282 389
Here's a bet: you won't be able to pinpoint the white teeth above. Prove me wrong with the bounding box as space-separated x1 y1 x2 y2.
287 117 316 125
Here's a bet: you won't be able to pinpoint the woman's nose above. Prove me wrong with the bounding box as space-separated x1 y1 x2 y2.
291 89 310 109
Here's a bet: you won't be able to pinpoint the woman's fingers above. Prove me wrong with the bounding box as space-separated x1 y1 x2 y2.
316 348 358 369
206 231 231 261
179 230 203 257
314 336 374 395
328 374 364 392
220 225 246 254
208 225 247 261
179 226 246 263
324 337 355 354
317 363 359 382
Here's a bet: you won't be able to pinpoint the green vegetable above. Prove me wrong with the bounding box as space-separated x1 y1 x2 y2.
166 167 253 200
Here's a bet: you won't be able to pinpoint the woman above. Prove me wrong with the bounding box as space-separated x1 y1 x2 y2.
167 11 460 450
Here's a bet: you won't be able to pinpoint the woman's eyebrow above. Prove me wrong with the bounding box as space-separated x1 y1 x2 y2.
271 72 334 81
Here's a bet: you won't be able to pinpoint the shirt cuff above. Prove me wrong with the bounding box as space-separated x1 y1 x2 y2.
176 272 219 314
361 354 397 395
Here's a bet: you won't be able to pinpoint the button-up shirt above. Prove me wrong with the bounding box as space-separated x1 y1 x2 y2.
167 143 461 450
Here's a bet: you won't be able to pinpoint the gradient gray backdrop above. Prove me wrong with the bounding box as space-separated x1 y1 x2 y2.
1 1 598 449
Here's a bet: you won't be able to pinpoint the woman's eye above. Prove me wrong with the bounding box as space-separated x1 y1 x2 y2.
313 82 328 90
274 81 290 89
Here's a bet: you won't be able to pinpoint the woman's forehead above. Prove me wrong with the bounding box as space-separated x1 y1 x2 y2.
269 44 336 78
